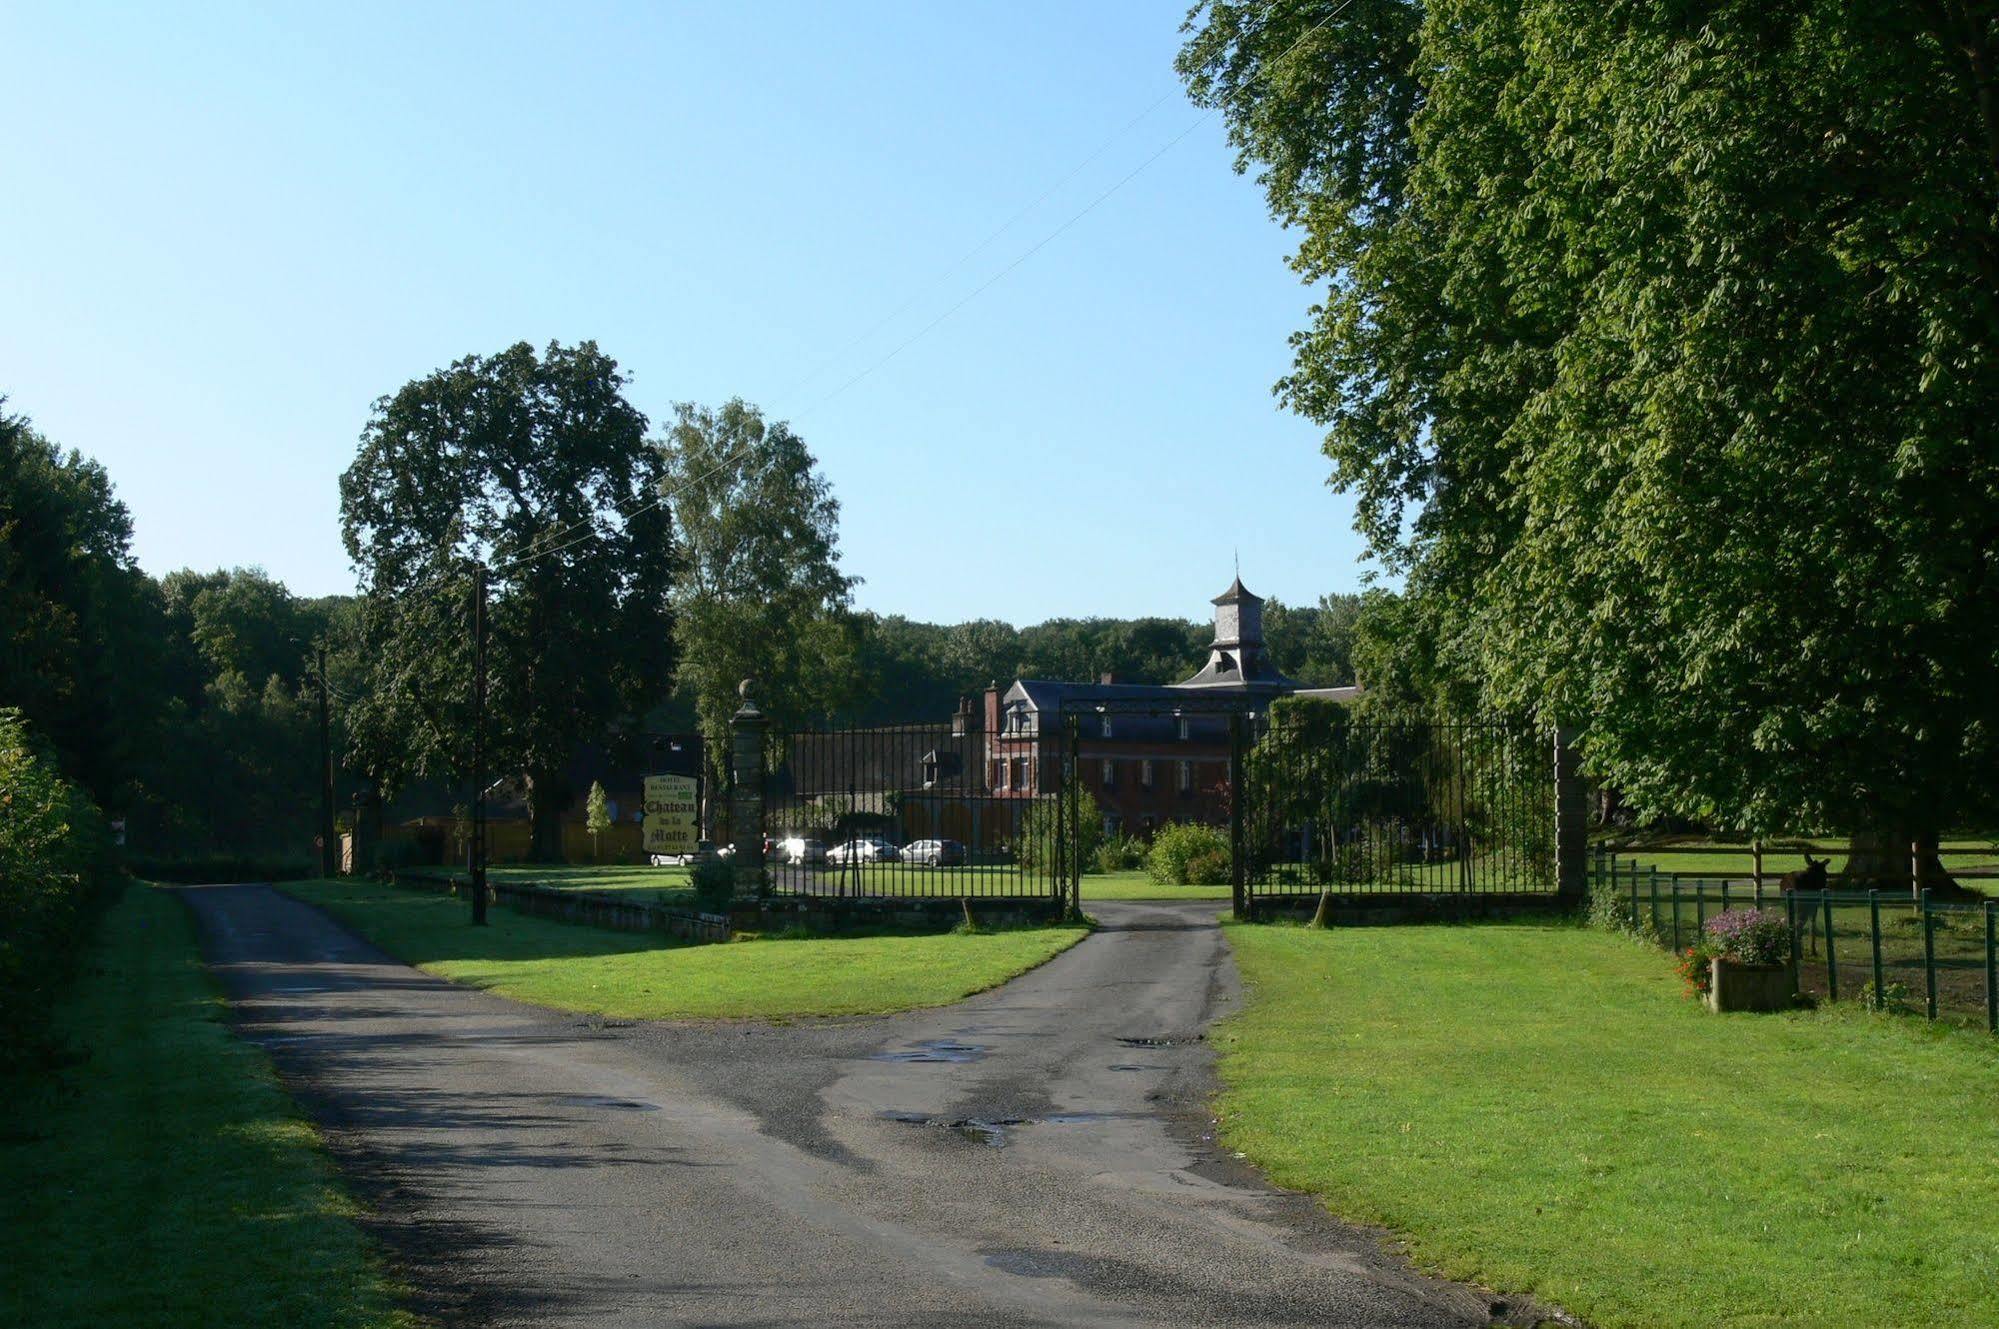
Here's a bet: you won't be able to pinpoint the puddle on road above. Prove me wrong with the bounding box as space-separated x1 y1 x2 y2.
561 1095 661 1112
869 1039 988 1064
877 1109 1137 1147
1108 1063 1174 1073
1115 1035 1204 1049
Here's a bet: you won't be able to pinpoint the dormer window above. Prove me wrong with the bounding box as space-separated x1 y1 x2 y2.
1100 716 1113 738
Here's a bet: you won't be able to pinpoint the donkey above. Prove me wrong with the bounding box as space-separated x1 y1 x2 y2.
1778 855 1831 956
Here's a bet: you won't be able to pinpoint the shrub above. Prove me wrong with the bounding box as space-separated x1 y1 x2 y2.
1587 877 1648 938
1146 822 1231 886
0 709 116 1070
690 857 736 911
1016 782 1103 873
1091 833 1146 875
1184 846 1231 886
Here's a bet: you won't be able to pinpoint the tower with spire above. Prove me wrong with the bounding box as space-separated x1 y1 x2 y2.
1175 573 1296 692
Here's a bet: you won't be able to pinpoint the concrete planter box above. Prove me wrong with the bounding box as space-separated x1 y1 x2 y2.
1707 957 1791 1013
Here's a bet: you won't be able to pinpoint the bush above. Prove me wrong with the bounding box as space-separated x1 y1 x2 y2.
1016 783 1103 873
1184 847 1231 886
1146 822 1232 886
1091 833 1146 875
690 858 736 911
0 708 116 1070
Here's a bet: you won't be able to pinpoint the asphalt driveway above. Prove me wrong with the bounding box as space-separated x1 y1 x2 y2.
182 886 1541 1328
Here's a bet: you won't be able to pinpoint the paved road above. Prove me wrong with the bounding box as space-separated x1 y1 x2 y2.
183 887 1543 1328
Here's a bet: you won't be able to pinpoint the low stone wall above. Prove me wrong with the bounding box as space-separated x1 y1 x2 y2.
1248 890 1578 927
742 893 1066 934
391 871 731 943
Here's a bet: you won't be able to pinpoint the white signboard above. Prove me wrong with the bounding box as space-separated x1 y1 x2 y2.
642 774 700 856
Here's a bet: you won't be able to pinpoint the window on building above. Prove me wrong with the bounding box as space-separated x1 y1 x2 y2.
1102 758 1117 788
1141 813 1158 833
1139 759 1155 789
1178 760 1194 794
992 759 1006 790
1013 757 1030 791
1176 716 1191 741
1100 715 1113 738
1103 813 1122 838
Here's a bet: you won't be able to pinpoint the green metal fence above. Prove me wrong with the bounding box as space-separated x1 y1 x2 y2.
1594 852 1999 1034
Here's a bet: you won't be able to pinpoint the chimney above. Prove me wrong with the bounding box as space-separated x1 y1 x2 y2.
1098 671 1119 686
983 682 1001 736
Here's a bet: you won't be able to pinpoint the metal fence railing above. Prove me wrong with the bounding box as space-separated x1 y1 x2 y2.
1596 856 1999 1034
1243 716 1556 896
762 722 1063 901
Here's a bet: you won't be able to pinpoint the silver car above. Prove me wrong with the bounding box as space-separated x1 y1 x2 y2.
782 836 827 865
902 838 965 866
825 838 899 866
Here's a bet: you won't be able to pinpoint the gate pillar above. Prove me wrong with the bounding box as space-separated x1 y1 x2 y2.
1554 726 1588 903
731 679 769 898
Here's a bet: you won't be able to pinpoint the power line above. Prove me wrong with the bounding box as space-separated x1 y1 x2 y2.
380 1 1354 594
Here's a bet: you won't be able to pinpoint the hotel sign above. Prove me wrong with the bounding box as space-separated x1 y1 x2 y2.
642 774 699 856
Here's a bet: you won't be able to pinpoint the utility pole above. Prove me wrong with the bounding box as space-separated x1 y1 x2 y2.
317 642 336 877
470 560 490 925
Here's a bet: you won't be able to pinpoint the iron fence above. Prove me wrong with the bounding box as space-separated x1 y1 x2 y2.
1242 715 1557 897
762 721 1064 900
1597 855 1999 1034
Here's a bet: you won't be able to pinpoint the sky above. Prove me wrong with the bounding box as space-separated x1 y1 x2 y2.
1 1 1372 625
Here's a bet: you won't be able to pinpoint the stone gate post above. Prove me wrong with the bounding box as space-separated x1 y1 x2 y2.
1554 726 1588 902
731 679 769 898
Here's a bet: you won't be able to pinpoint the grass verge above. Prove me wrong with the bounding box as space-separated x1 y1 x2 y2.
0 883 408 1328
1217 920 1999 1329
282 877 1088 1019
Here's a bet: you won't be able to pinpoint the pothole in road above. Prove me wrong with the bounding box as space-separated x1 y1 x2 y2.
869 1039 987 1064
1115 1035 1204 1048
877 1109 1135 1148
1108 1063 1175 1072
561 1095 661 1112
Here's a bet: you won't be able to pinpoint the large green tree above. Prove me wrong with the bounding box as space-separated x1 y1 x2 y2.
340 341 677 860
0 401 165 808
1182 2 1999 885
659 399 856 819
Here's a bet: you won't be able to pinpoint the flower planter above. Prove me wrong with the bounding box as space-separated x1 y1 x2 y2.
1707 957 1792 1013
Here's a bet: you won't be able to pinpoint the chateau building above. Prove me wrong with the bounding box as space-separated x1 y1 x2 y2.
980 576 1358 836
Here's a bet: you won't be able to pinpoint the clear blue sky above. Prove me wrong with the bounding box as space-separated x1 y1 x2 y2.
1 1 1370 624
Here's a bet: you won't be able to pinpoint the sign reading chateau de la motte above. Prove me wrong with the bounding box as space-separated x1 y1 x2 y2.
642 774 699 855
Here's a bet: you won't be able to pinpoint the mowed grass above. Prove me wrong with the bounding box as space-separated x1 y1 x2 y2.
282 877 1087 1019
0 884 407 1329
1217 921 1999 1329
1609 837 1999 886
439 862 696 905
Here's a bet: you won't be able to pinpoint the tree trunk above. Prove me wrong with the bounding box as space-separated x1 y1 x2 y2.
1839 829 1971 899
525 769 569 863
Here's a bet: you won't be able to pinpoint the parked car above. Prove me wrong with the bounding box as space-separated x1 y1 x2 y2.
825 837 900 866
781 836 828 865
649 839 726 868
902 838 965 867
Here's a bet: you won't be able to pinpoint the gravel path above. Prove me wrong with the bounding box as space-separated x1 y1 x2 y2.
182 885 1542 1328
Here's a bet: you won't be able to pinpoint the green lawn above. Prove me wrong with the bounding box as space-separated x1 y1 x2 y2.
0 884 407 1328
431 862 696 904
283 877 1087 1019
1606 837 1999 885
1084 869 1231 900
1217 921 1999 1329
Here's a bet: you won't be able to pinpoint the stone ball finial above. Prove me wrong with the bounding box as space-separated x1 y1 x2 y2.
738 677 758 703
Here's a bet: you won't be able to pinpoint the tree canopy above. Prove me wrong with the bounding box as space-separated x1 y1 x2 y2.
659 399 857 794
339 341 677 858
1182 1 1999 842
